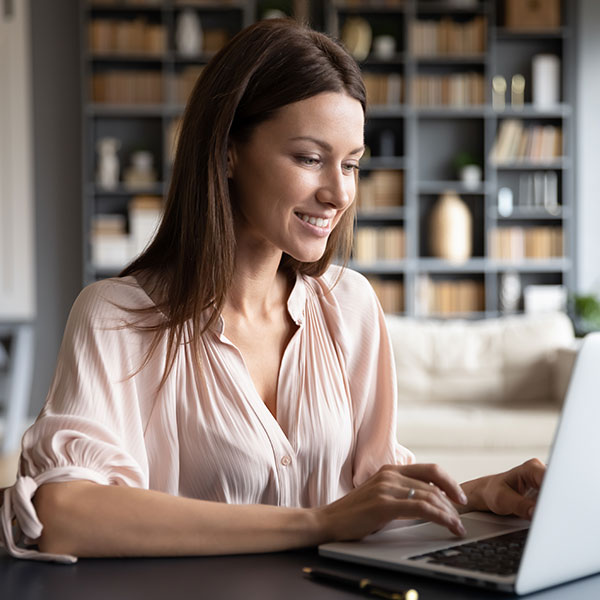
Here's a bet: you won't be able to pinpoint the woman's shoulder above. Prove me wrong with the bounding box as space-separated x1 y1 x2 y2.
303 264 380 326
312 264 377 308
68 276 159 328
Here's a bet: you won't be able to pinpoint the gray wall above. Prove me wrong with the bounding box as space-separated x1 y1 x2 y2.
576 0 600 293
29 0 82 414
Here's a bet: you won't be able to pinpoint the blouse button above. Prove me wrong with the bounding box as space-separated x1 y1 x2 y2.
280 455 292 467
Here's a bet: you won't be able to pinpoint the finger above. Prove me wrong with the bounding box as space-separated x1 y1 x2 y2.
396 494 466 537
491 483 537 520
398 464 467 506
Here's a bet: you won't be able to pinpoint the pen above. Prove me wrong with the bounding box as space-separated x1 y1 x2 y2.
303 567 418 600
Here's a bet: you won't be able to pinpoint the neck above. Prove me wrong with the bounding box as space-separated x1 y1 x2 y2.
224 243 291 322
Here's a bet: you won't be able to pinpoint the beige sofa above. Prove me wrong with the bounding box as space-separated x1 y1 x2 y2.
385 312 579 482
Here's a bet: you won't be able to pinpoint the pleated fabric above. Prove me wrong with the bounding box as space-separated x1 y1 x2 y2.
0 265 413 562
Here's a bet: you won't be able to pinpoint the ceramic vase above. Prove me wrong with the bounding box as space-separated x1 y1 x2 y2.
429 191 472 263
176 9 202 57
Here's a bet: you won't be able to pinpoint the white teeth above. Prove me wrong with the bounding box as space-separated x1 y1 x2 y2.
297 212 330 228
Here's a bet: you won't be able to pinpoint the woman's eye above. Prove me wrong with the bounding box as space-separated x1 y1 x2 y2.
343 163 360 173
298 156 319 166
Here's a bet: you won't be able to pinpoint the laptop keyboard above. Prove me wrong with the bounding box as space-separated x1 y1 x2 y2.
408 529 528 576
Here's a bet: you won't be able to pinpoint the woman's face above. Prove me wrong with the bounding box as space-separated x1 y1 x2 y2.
228 92 364 264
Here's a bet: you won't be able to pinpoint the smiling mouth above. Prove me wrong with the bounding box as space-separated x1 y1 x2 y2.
295 212 331 229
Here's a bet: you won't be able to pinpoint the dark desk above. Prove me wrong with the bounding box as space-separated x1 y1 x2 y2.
2 548 600 600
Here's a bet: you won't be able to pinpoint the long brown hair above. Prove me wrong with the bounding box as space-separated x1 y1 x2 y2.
119 18 366 388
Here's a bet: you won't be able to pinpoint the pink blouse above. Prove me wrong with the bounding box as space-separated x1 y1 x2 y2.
0 265 413 563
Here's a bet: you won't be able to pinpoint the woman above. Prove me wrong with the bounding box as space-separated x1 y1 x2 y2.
0 19 544 563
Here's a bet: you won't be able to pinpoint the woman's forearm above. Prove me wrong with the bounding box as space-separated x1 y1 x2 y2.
33 481 323 557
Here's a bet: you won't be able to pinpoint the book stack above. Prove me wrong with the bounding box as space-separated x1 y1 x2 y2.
490 120 562 164
368 278 404 314
89 19 166 55
514 171 559 212
175 66 204 104
416 275 485 315
92 71 163 104
410 16 487 57
363 73 403 105
129 195 163 259
91 213 129 269
353 227 405 263
489 226 563 260
412 72 485 107
357 170 403 211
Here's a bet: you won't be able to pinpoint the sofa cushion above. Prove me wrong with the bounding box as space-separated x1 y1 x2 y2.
385 312 575 406
396 402 560 450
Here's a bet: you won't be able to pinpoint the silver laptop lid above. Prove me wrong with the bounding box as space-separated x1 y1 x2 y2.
516 332 600 595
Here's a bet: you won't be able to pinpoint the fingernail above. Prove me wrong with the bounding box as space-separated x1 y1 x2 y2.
460 491 468 505
528 506 534 519
458 522 467 536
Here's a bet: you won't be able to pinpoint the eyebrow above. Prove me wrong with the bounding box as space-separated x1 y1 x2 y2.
289 136 364 155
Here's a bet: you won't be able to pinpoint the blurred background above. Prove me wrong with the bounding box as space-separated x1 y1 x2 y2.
1 0 599 483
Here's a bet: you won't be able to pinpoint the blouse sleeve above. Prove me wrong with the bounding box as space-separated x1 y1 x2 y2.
323 267 415 487
0 280 154 563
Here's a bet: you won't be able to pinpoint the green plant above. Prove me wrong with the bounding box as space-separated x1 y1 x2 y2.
573 294 600 328
453 151 480 171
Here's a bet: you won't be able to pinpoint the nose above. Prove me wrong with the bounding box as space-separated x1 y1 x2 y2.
316 165 355 210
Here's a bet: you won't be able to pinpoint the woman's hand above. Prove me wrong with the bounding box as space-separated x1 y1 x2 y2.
314 463 468 543
460 458 546 520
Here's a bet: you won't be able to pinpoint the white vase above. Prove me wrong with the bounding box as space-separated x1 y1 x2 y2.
429 191 472 263
460 164 482 190
176 9 202 57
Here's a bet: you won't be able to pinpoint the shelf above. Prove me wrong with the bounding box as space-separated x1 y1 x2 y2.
416 2 488 15
332 1 407 14
495 27 570 40
492 159 570 170
89 183 166 196
489 258 571 272
89 53 165 63
87 104 166 117
418 181 489 195
412 54 486 65
492 207 568 220
414 106 486 118
493 104 572 118
416 258 488 273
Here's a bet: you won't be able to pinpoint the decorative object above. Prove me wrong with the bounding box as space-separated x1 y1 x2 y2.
524 284 567 314
492 75 506 111
123 150 157 189
453 151 481 190
511 74 525 109
96 137 121 190
176 9 202 56
429 190 472 263
497 186 514 217
505 0 561 31
340 17 372 61
532 54 560 108
373 35 395 60
499 271 521 313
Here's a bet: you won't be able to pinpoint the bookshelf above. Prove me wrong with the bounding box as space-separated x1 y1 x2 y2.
328 0 575 317
81 0 576 319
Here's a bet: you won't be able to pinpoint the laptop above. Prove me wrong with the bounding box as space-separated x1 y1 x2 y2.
320 332 600 595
